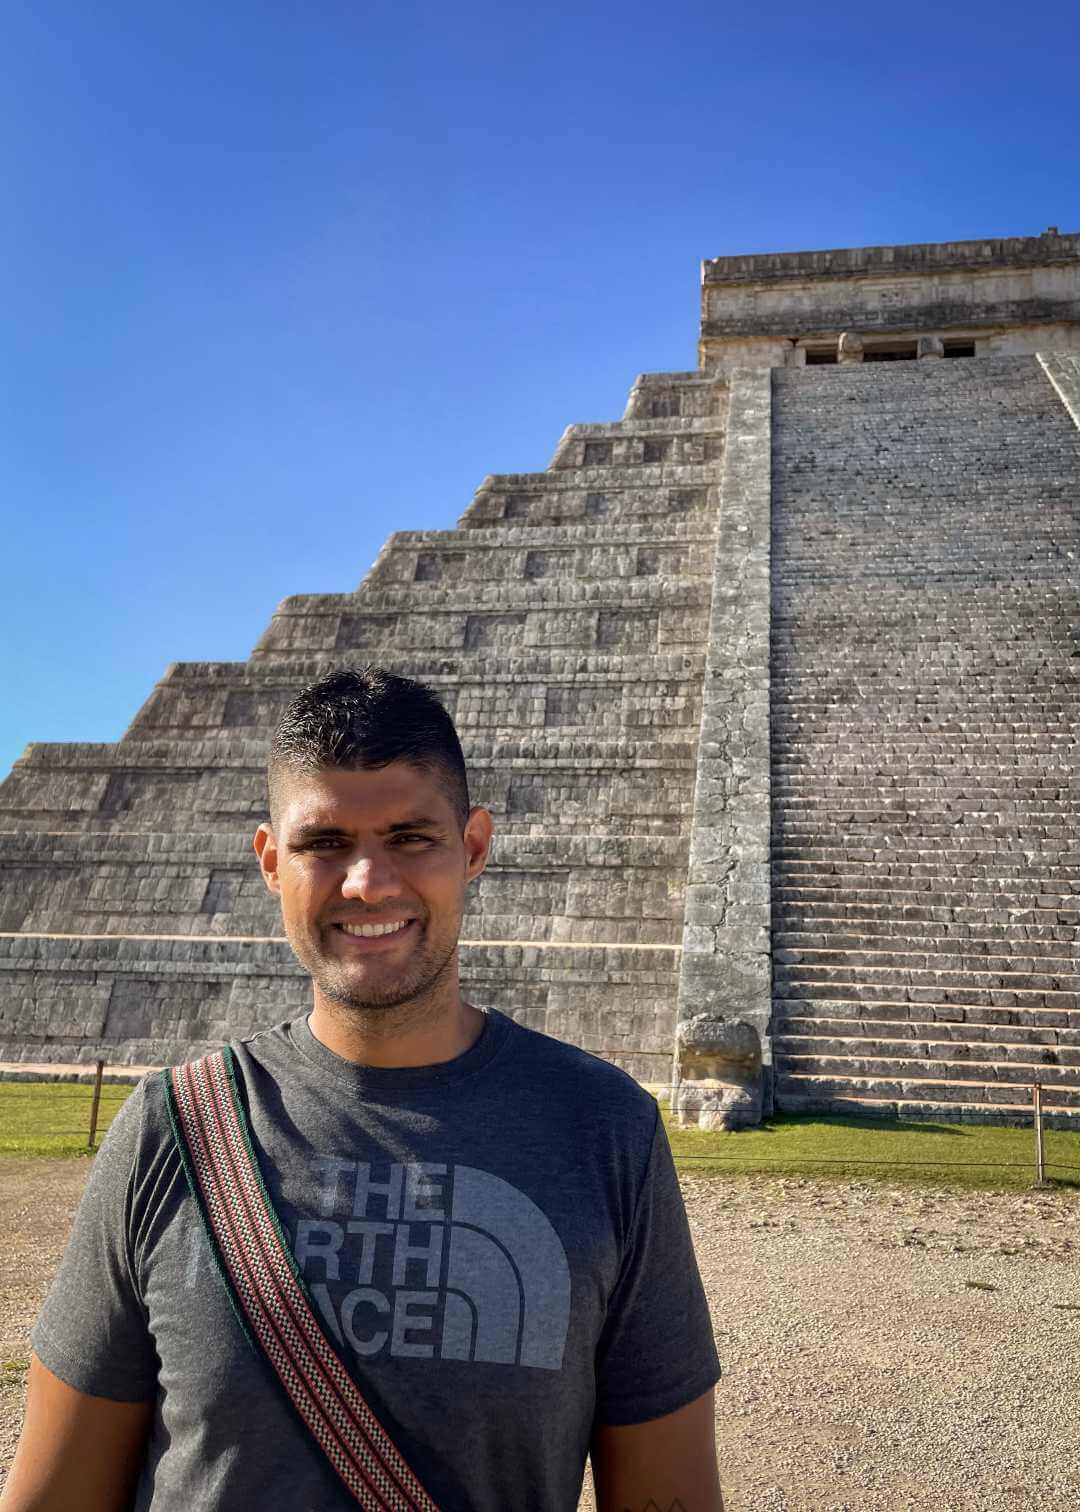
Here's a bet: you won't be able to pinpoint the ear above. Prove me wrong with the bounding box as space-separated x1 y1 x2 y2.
253 822 282 896
463 806 494 884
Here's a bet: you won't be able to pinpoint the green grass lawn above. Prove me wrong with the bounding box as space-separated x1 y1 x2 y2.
0 1080 135 1157
2 1082 1077 1192
665 1108 1080 1192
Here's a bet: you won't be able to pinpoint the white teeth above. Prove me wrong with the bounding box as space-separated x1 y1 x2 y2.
339 920 410 939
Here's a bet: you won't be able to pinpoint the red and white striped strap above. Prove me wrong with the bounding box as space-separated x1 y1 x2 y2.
165 1050 439 1511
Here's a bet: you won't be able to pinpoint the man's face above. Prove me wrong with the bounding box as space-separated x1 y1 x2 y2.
254 761 492 1015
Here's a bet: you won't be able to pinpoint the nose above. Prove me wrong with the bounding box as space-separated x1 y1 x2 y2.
340 849 401 904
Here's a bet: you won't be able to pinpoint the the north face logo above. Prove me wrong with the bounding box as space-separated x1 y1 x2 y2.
293 1160 572 1371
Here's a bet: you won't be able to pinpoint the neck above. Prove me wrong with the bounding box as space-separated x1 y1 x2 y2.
308 977 485 1069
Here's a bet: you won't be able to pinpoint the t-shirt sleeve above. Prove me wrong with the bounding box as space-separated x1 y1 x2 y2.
30 1079 159 1402
594 1109 720 1426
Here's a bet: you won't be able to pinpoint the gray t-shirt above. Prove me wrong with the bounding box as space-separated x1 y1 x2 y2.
32 1008 720 1510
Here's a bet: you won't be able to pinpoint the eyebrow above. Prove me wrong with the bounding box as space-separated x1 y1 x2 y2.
289 815 447 844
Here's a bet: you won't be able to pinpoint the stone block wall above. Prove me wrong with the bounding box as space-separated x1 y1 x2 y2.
0 372 728 1079
672 369 774 1129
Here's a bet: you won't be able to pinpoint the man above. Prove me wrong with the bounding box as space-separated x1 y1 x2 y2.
5 666 722 1511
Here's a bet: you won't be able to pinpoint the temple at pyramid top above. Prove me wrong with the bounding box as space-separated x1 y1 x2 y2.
697 227 1080 372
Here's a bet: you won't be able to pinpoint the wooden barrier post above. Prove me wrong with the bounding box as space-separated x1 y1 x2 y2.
87 1060 105 1150
1033 1081 1047 1187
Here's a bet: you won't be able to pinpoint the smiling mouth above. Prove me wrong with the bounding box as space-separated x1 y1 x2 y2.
332 919 414 941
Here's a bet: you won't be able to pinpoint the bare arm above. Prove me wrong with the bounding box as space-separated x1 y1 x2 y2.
590 1387 723 1512
1 1354 152 1512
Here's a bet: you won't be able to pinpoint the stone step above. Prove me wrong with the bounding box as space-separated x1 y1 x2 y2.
774 1086 1080 1128
774 856 1080 879
774 918 1077 944
772 789 1080 806
774 929 1079 961
768 768 1076 780
775 846 1080 867
774 876 1080 898
774 944 1080 977
774 1048 1080 1085
774 1069 1080 1111
775 973 1080 1011
773 882 1080 911
775 994 1080 1029
774 828 1080 846
773 727 1079 744
773 900 1080 932
776 1030 1080 1062
777 1014 1080 1047
771 677 1080 695
774 829 1079 851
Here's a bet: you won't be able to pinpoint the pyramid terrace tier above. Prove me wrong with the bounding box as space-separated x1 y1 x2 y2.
116 653 707 744
0 933 678 1083
0 829 690 945
459 470 718 531
621 372 724 420
0 734 698 837
250 575 713 661
363 520 717 591
546 418 726 472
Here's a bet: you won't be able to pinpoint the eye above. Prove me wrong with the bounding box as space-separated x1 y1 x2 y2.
393 832 434 846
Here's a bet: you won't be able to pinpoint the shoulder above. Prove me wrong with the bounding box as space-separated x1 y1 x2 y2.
493 1011 661 1150
499 1011 656 1100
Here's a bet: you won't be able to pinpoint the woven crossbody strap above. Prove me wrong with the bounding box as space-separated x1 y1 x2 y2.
163 1049 439 1512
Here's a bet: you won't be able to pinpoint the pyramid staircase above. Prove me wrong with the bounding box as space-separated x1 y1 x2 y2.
769 354 1080 1125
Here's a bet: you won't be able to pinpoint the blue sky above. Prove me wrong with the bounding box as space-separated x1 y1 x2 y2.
2 0 1077 780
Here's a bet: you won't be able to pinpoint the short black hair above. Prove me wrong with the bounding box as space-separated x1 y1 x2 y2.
267 666 470 830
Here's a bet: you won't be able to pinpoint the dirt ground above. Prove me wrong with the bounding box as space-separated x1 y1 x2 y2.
2 1159 1078 1510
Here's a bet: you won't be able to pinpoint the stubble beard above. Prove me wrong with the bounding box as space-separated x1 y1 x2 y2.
288 914 460 1020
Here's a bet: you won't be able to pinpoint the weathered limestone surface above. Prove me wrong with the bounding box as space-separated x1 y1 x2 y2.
672 370 772 1129
1040 352 1080 430
769 355 1080 1126
701 230 1080 373
0 370 727 1079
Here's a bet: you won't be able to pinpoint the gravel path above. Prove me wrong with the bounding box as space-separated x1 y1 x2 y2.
3 1161 1078 1509
685 1174 1080 1512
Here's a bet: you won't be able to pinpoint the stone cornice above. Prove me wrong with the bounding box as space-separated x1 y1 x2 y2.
702 231 1080 288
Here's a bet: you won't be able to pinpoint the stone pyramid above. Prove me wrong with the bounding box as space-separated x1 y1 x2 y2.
3 230 1080 1130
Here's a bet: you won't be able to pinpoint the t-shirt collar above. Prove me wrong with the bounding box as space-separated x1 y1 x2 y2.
286 1005 509 1093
